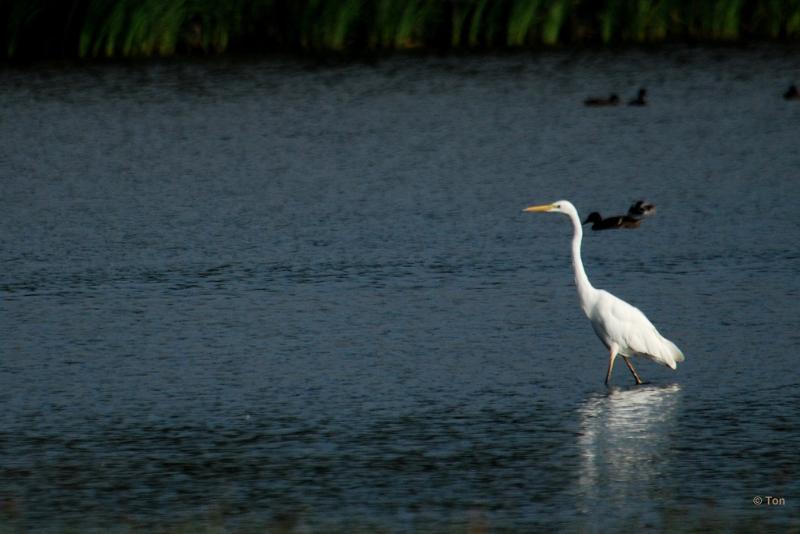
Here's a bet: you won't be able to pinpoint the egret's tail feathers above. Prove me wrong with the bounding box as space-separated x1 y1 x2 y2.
660 338 684 370
638 333 684 370
673 344 685 363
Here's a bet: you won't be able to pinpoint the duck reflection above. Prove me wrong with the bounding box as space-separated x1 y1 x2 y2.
576 384 682 514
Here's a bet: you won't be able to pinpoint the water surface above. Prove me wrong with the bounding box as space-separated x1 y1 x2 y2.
1 47 799 531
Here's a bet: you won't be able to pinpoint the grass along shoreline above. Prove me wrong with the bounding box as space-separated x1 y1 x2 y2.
4 0 800 59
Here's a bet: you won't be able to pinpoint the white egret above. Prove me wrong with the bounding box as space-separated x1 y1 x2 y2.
524 200 684 385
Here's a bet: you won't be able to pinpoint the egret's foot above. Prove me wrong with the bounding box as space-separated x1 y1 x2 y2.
622 356 643 385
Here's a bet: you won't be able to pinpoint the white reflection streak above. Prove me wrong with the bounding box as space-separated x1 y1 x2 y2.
577 384 681 513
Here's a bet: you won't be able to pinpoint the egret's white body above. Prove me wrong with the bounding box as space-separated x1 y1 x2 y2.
524 200 684 385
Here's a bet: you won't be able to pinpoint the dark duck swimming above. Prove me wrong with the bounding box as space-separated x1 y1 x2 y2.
584 94 620 107
627 200 656 217
628 88 647 106
583 200 656 231
582 212 642 230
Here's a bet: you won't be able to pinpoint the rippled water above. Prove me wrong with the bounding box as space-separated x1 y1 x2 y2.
1 47 799 531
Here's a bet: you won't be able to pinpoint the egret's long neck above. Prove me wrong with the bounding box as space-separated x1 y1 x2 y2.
568 209 595 306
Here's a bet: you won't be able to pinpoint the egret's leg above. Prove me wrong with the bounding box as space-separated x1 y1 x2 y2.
622 356 643 385
605 346 618 386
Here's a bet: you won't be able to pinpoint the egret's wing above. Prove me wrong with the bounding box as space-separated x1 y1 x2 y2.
594 290 684 368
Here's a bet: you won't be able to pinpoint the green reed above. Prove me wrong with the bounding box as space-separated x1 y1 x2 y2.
76 0 244 57
4 0 800 59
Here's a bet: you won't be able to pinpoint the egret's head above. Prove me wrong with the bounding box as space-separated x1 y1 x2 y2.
523 200 575 215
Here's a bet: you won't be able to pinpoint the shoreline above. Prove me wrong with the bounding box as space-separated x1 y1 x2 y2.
4 0 800 60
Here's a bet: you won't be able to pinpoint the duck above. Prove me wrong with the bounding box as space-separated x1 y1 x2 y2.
784 85 800 100
627 200 656 217
582 211 642 231
584 94 620 107
628 88 647 106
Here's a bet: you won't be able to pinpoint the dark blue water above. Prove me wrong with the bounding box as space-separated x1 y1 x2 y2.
1 48 799 532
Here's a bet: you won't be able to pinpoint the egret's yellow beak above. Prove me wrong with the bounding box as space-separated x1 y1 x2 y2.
523 203 555 213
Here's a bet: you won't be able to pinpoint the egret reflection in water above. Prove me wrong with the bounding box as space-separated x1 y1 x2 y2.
577 384 682 516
